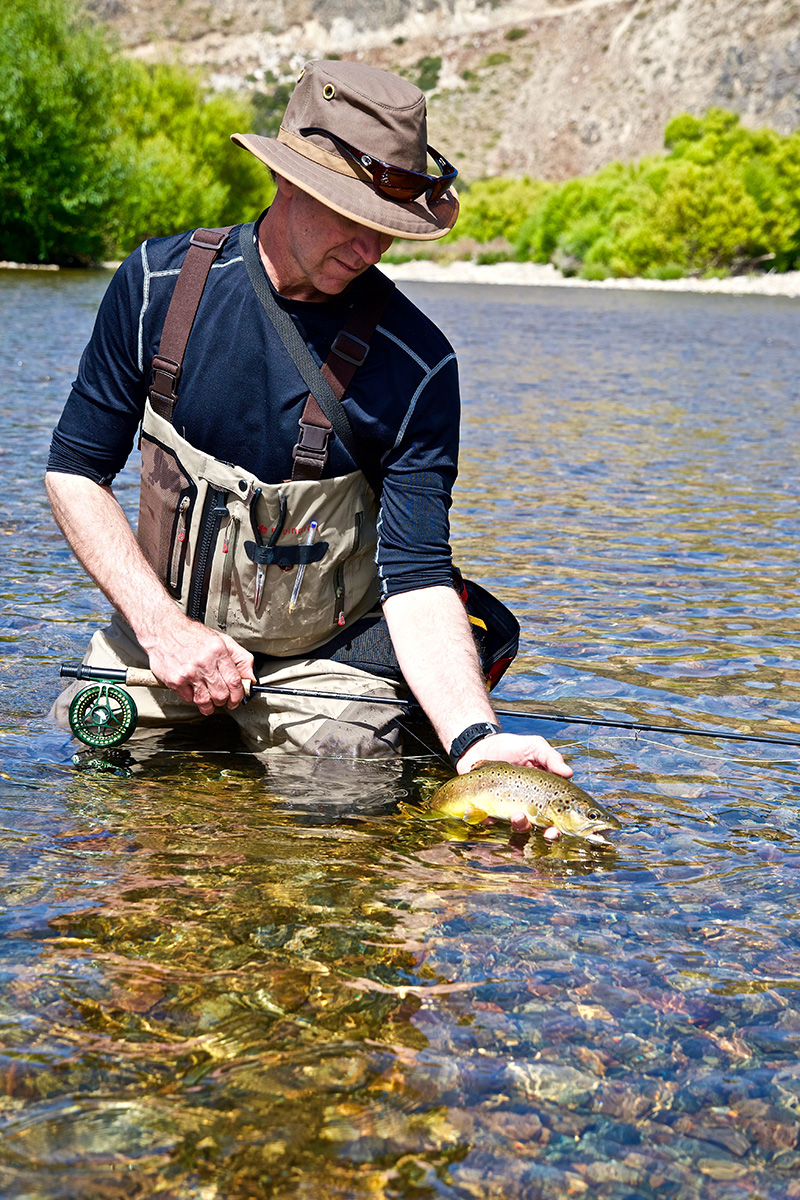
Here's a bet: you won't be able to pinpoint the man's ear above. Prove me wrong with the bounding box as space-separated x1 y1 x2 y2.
274 173 295 198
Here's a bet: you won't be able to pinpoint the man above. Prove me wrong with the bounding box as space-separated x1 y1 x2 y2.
47 58 570 783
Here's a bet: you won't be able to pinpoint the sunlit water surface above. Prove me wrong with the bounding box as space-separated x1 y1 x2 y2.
1 268 799 1199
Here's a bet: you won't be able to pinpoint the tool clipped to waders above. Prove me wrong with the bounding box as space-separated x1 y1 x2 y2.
246 489 288 611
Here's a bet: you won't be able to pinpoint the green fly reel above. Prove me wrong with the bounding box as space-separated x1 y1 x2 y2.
68 683 139 747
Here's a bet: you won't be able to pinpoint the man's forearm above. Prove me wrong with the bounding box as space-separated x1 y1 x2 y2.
382 585 496 750
46 471 182 644
383 584 572 778
45 471 254 712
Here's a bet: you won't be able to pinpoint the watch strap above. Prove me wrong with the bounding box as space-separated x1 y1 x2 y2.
449 721 502 767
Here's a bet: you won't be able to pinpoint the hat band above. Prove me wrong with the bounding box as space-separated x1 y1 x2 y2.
277 126 372 184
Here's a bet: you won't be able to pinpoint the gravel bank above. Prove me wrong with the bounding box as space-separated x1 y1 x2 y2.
4 257 800 297
381 259 800 298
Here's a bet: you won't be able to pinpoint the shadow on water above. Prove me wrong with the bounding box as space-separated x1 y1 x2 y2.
1 270 800 1197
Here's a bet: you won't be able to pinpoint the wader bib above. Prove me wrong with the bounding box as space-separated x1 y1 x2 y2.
136 406 380 656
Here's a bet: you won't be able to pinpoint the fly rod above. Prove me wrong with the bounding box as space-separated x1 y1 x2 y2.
60 662 800 751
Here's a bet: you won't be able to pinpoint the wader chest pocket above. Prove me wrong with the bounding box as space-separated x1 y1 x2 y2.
137 436 197 596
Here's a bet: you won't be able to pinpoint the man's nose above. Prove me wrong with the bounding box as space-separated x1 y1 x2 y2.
351 228 394 264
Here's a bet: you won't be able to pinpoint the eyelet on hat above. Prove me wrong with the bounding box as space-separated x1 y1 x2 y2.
322 83 336 100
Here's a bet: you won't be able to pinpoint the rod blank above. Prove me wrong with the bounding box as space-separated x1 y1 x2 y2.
59 663 800 749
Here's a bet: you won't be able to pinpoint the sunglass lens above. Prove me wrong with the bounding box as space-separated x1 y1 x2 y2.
371 168 427 202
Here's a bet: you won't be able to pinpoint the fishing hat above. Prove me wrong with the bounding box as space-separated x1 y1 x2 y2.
231 59 458 241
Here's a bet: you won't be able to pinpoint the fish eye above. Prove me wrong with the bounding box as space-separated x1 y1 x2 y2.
588 810 601 820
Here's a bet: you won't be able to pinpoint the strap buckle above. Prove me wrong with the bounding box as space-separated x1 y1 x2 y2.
292 420 330 477
331 330 370 367
149 354 181 409
190 228 228 251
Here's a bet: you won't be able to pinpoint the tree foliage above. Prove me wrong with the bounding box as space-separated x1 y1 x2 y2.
448 176 552 245
511 109 800 278
0 0 122 262
0 0 273 263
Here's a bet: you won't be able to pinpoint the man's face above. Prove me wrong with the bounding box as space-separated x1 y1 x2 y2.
275 178 395 300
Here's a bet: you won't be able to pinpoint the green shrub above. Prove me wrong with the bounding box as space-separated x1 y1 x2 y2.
0 0 123 262
414 56 442 92
109 61 273 253
0 0 274 263
512 109 800 277
479 52 512 69
448 177 551 245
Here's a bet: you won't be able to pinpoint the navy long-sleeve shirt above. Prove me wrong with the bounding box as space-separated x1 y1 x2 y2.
48 217 461 599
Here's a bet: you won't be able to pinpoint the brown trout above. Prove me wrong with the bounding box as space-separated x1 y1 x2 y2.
426 761 621 845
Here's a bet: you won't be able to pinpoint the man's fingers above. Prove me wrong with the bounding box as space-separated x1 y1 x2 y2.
148 622 253 713
191 681 216 716
220 633 256 682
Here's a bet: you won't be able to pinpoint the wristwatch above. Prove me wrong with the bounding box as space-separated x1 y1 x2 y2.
449 721 502 767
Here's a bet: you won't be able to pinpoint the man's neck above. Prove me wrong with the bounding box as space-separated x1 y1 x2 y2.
255 205 331 302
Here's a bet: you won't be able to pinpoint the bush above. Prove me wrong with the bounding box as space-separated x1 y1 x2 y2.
109 61 274 254
0 0 274 263
414 56 442 92
512 109 800 277
0 0 123 262
448 177 552 246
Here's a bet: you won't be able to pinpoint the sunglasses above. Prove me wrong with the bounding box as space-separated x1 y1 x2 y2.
300 126 457 205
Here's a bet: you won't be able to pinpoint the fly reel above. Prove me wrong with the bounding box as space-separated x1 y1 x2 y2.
68 683 138 747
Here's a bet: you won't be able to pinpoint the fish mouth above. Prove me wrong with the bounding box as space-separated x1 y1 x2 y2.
584 830 615 846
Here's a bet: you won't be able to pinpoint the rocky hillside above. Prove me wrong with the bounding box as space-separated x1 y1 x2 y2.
90 0 800 182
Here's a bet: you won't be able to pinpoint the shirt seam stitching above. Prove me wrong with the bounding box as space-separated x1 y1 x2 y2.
386 352 457 455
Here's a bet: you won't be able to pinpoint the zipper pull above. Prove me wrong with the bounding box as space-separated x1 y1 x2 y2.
176 495 190 541
170 495 191 591
336 579 346 627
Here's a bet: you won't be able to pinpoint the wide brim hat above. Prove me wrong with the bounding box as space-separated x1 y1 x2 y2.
231 60 458 241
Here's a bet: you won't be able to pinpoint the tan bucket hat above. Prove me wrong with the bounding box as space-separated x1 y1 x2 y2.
231 60 459 241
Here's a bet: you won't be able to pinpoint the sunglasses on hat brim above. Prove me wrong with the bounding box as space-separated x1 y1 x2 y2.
300 126 457 206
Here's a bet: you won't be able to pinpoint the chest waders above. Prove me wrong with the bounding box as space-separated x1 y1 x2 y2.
136 226 394 658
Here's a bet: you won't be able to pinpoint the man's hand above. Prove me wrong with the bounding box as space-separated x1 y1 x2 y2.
141 613 255 715
455 732 572 777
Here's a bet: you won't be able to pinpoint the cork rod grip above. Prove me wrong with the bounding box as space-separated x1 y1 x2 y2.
123 667 253 698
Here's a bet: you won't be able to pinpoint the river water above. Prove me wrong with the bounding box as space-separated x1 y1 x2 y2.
1 268 799 1199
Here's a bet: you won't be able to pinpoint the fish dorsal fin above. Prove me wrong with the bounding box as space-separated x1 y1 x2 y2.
469 759 501 772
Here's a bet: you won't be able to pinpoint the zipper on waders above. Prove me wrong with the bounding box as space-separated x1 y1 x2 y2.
333 512 363 628
186 488 228 622
169 493 192 593
334 565 346 627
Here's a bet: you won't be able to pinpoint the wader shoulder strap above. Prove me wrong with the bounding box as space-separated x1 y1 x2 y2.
148 227 232 421
238 222 394 493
